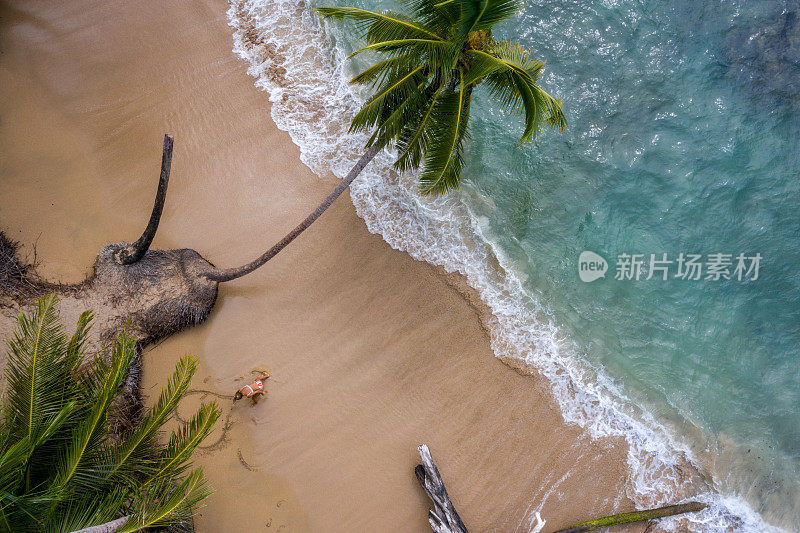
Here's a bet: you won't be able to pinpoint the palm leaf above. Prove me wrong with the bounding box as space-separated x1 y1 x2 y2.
140 402 220 489
4 295 68 443
54 331 136 491
471 43 566 143
350 64 430 134
399 0 459 36
395 81 446 172
64 311 92 379
350 53 416 86
418 71 472 194
119 469 210 532
0 399 78 496
368 78 434 149
46 487 129 533
348 38 456 70
106 355 198 486
464 0 524 32
315 7 442 41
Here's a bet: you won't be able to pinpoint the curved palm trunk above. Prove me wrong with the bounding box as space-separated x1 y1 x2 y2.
204 145 379 282
114 134 174 265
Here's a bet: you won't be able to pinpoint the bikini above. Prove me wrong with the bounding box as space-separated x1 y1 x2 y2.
241 379 264 398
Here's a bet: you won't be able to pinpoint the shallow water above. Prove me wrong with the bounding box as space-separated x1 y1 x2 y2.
471 0 800 526
231 0 799 529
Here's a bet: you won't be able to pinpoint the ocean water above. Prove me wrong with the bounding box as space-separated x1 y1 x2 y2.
228 0 799 530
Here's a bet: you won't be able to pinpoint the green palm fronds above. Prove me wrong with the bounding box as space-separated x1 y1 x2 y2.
418 72 472 194
105 354 198 486
139 402 220 490
317 0 566 194
0 295 219 532
315 7 441 40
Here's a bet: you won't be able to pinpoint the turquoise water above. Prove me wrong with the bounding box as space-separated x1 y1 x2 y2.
339 0 800 525
231 0 799 527
462 0 800 526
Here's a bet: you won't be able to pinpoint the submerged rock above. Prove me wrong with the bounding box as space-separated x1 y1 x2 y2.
721 3 800 108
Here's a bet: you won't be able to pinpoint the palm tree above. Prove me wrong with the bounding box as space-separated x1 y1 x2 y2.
202 0 565 282
0 294 220 532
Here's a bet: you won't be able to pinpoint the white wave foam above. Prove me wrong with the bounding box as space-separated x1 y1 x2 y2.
227 1 777 530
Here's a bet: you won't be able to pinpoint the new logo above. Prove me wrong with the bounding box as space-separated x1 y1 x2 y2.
578 251 608 282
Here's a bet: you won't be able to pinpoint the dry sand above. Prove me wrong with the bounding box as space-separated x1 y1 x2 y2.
0 0 644 530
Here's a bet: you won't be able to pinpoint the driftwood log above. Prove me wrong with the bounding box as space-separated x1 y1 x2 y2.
415 445 468 533
414 445 707 533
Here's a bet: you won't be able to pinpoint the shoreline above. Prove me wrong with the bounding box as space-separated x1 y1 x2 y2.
1 0 658 531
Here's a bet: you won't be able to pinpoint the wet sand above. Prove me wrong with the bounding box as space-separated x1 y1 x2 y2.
0 0 642 531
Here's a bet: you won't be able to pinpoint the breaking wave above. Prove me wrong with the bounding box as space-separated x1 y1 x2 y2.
227 0 776 530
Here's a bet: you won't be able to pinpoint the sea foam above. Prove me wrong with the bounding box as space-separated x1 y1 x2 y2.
227 0 776 530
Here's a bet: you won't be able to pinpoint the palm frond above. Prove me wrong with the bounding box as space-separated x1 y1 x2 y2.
471 43 566 143
368 78 435 149
106 355 198 486
0 438 34 494
315 7 442 41
4 402 78 494
64 311 92 378
398 0 459 36
4 295 68 443
348 39 456 69
350 64 430 134
54 331 136 490
418 72 472 194
46 487 129 533
350 53 416 86
140 402 220 489
119 469 210 533
394 82 446 172
467 45 543 86
466 0 524 32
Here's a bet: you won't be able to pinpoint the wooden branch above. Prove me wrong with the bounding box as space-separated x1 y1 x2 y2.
70 516 130 533
114 134 174 265
553 501 708 533
415 444 468 533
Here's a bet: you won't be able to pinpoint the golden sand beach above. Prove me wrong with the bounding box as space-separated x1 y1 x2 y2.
0 0 644 530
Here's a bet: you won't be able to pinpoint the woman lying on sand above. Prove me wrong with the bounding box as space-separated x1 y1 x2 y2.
233 371 271 406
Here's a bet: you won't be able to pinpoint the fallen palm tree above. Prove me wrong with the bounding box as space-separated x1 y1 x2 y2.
0 131 384 347
413 444 707 533
0 136 220 352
